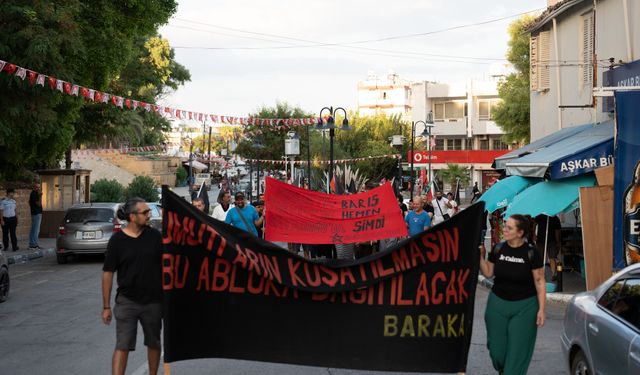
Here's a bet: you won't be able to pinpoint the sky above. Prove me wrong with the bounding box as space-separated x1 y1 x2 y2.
158 0 547 119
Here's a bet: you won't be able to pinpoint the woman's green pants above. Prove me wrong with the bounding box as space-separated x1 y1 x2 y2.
484 292 539 375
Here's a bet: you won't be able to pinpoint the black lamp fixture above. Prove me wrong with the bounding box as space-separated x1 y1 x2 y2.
317 106 350 193
409 110 435 201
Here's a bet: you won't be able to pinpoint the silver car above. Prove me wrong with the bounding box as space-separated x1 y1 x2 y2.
55 203 122 264
561 263 640 374
0 248 9 302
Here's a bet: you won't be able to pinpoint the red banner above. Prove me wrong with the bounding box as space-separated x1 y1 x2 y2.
264 178 407 244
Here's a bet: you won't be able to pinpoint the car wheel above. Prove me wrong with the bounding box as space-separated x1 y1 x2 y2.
56 254 68 264
0 267 10 303
571 350 591 375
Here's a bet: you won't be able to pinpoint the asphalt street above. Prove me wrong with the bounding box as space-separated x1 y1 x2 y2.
0 253 569 375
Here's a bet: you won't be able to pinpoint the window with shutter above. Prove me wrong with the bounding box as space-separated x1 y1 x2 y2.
530 35 539 91
538 31 550 90
581 13 594 89
530 32 550 92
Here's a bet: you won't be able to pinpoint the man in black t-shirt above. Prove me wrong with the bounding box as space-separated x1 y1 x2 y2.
102 198 163 375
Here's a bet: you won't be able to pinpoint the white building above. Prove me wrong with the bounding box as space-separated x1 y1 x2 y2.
411 79 511 190
357 70 412 122
527 0 640 141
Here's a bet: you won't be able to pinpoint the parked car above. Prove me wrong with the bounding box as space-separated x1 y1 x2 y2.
0 247 9 302
561 262 640 374
147 202 163 232
56 203 122 264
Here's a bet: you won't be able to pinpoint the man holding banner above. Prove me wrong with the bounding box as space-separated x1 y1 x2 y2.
160 181 485 373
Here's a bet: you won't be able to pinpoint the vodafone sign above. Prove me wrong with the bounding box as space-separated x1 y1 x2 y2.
408 150 510 164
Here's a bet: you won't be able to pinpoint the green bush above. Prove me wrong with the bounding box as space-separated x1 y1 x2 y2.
126 176 159 202
175 167 187 186
91 179 126 202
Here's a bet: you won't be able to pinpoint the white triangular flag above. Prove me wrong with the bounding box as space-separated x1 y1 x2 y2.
56 80 64 92
15 67 27 80
71 85 79 96
36 74 45 86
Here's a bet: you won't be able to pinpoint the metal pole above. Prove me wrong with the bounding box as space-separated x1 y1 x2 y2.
428 127 432 194
249 161 253 201
257 159 261 197
329 128 335 193
188 141 194 192
207 127 212 171
410 121 415 202
306 124 311 189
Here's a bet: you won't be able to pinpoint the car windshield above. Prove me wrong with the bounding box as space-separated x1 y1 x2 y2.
65 208 114 224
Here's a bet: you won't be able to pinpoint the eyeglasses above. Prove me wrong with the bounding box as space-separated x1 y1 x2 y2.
134 209 151 215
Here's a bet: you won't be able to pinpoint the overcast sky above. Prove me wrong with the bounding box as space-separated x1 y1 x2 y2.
158 0 546 118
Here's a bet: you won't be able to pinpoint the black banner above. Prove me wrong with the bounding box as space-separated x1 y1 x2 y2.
162 187 484 373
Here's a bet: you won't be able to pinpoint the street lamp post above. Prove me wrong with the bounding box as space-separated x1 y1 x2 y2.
410 112 435 201
188 138 194 192
390 134 404 194
253 138 265 197
285 131 300 184
317 106 350 193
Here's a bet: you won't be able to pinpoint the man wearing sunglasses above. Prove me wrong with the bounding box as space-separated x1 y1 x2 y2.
101 198 163 375
225 192 263 236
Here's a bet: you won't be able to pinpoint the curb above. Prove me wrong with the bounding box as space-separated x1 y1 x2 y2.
7 248 56 265
478 275 575 306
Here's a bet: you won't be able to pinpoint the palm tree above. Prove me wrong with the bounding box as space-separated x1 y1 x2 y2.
438 163 470 193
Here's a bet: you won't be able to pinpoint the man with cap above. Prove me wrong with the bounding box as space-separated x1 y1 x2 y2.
225 192 263 236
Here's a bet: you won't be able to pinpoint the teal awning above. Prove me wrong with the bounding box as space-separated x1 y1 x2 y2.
479 176 540 213
503 174 596 218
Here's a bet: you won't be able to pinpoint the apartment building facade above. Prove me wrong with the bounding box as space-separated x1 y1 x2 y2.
528 0 640 140
357 70 412 123
411 79 510 190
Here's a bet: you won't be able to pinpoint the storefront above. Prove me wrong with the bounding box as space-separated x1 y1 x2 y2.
407 149 510 194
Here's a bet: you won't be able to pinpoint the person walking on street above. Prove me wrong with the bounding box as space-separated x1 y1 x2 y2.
405 197 431 237
101 198 163 375
431 191 452 225
225 192 263 236
0 188 19 251
479 214 546 375
29 183 43 249
446 192 458 218
192 197 206 213
470 182 481 203
212 191 233 221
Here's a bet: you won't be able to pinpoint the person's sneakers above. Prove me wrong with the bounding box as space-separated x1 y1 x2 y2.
28 245 39 250
13 246 19 252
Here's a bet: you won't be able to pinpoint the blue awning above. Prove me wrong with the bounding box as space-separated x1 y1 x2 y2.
479 176 540 213
503 174 596 218
493 123 593 169
504 122 614 179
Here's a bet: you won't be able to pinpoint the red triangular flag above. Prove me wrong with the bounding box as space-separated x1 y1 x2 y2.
28 71 36 85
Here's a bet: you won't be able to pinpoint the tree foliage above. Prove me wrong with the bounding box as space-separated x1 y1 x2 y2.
234 104 416 188
126 176 158 202
438 164 470 190
91 178 125 202
493 15 535 144
0 0 185 180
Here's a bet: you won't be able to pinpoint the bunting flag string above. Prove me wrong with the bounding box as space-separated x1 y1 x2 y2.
246 154 401 165
0 58 319 130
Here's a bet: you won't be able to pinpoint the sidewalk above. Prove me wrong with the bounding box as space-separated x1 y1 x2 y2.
2 237 56 265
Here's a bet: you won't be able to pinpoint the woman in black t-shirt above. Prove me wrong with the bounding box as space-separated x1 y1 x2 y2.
479 214 546 375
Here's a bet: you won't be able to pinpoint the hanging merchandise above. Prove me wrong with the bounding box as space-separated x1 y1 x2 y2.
0 58 319 130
